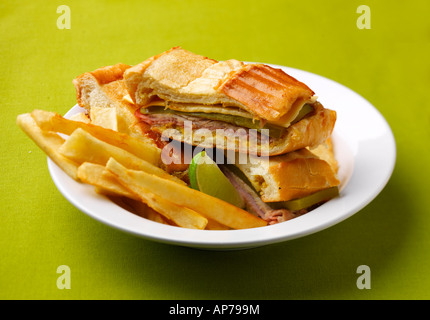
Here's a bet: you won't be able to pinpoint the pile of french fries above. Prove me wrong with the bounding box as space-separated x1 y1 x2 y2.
17 109 267 230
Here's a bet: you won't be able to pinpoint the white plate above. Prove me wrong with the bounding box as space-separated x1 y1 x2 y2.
48 64 396 250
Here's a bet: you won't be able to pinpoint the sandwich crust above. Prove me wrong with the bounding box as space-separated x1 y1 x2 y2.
124 47 219 107
269 102 336 155
73 63 132 111
219 64 315 121
264 149 339 202
73 63 152 141
233 147 340 202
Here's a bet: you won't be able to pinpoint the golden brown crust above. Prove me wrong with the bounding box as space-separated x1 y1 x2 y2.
268 102 337 155
124 47 218 106
72 64 153 141
73 72 91 110
219 64 315 121
89 63 131 85
123 47 178 105
264 149 340 202
234 148 340 202
73 63 131 111
308 137 338 173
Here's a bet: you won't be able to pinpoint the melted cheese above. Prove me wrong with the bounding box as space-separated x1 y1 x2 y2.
269 96 317 127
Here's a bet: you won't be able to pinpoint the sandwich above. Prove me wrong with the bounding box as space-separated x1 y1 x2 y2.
72 48 340 224
123 46 337 156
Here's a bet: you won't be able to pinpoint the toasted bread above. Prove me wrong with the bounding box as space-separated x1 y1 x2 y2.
73 63 154 142
230 144 339 202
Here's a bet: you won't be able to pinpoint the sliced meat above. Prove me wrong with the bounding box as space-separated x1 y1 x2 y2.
220 166 297 224
135 111 267 142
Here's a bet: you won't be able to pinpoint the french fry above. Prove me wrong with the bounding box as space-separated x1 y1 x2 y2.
205 219 231 230
134 190 207 229
121 197 172 225
77 163 174 226
69 112 90 123
59 128 185 185
90 106 118 130
104 158 208 229
144 207 173 225
106 158 267 229
77 162 138 199
31 109 160 165
20 109 266 231
16 114 80 180
107 195 173 225
107 195 139 213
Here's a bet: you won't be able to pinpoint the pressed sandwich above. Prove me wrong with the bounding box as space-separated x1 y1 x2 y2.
123 47 336 156
72 50 341 225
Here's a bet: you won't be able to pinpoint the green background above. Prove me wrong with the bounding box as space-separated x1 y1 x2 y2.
1 0 429 300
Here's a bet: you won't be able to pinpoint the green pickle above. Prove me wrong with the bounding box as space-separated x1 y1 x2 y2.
277 187 339 211
290 103 314 125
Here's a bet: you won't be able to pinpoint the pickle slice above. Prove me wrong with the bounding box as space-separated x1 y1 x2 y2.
290 103 314 125
140 103 314 138
140 106 286 138
277 187 339 211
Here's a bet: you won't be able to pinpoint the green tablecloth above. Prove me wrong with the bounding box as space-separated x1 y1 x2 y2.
1 0 429 300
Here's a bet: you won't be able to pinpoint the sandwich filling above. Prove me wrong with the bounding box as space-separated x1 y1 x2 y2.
135 102 315 139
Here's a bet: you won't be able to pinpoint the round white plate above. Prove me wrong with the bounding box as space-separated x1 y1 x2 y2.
48 64 396 250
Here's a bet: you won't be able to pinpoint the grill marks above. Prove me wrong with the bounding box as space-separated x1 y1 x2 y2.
219 64 315 121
